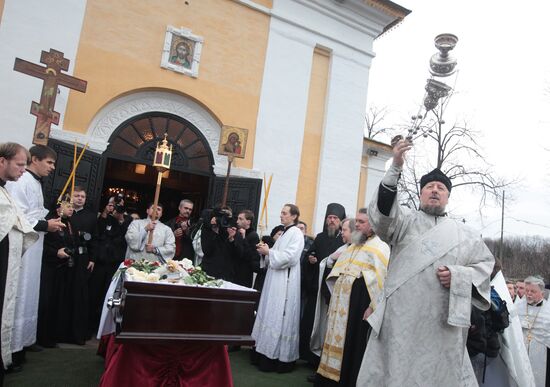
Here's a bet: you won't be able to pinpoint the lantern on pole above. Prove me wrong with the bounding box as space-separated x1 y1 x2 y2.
148 134 173 246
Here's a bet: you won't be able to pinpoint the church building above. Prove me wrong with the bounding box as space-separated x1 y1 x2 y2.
0 0 408 233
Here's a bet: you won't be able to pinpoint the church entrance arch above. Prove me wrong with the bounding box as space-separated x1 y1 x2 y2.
101 112 214 219
45 90 263 224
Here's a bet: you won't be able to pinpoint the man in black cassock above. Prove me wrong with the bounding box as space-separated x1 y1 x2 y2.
300 203 345 367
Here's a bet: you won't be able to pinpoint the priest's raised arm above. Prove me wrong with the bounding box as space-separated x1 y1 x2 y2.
357 138 495 387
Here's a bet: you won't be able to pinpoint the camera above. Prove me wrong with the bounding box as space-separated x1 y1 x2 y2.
63 247 75 267
212 208 237 229
114 193 125 213
62 232 92 268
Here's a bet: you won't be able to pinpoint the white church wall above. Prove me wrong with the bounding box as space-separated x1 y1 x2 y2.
314 54 372 232
0 0 87 148
363 149 392 207
254 0 396 233
252 18 314 232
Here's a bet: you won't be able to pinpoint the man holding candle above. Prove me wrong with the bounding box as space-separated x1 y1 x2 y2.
6 145 64 369
0 142 38 382
252 204 304 373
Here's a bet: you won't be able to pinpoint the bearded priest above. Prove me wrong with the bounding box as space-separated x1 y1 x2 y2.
357 138 494 387
313 210 389 386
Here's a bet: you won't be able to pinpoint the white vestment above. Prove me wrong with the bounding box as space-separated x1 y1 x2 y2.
517 297 550 387
471 271 535 387
125 218 175 262
5 171 48 352
357 169 494 387
251 226 304 362
0 185 38 367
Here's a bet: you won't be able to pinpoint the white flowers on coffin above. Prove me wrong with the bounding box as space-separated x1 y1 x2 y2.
123 258 227 287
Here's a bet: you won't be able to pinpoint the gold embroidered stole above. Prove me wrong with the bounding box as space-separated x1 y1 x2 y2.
317 242 388 382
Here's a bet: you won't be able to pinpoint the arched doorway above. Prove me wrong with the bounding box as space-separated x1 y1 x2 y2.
100 112 214 220
44 91 263 224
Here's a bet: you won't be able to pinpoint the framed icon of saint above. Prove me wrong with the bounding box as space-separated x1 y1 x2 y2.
161 25 203 78
218 125 248 159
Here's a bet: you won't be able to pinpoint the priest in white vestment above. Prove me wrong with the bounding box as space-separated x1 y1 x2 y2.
252 204 304 373
0 143 38 376
517 276 550 387
125 203 175 262
5 145 63 360
357 139 494 387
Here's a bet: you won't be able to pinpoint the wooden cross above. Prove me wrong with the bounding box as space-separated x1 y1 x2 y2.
14 48 87 145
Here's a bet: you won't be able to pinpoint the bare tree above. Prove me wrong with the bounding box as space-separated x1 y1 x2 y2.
396 92 516 210
365 106 394 140
485 236 550 281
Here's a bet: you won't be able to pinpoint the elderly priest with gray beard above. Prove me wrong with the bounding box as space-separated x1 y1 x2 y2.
516 275 550 387
356 138 495 387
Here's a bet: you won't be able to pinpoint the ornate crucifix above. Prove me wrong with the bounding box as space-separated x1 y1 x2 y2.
14 48 87 145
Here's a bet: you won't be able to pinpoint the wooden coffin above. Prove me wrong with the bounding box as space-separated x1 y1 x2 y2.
109 276 260 345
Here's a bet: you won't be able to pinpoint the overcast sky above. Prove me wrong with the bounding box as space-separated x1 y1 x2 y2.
366 0 550 239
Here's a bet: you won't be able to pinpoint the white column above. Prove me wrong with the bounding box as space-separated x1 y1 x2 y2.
253 18 314 231
0 0 88 148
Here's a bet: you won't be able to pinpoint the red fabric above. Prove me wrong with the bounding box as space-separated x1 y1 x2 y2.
98 334 233 387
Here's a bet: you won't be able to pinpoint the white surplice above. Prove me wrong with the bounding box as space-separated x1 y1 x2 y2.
0 185 38 367
125 218 175 262
5 171 48 352
251 226 304 362
471 271 535 387
517 297 550 387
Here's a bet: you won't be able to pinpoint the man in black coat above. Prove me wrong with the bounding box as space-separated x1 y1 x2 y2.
300 203 346 367
200 208 241 282
164 199 195 261
88 196 132 336
234 210 260 288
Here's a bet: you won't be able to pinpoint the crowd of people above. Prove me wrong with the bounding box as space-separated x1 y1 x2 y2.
0 139 549 386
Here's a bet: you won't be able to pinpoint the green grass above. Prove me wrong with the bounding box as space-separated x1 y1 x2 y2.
5 342 313 387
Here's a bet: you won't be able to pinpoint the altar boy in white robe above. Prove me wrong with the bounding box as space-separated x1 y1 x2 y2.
125 203 175 262
5 145 64 368
252 204 304 373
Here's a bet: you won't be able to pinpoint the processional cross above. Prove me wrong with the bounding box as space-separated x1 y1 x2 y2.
14 48 87 145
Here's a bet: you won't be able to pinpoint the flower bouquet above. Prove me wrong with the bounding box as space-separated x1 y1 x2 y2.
121 258 222 287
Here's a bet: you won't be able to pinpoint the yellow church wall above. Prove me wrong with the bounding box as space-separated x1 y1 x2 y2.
249 0 272 8
295 47 331 230
63 0 271 170
0 0 5 25
357 160 368 210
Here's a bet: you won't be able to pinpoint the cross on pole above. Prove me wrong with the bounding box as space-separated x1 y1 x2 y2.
14 48 87 145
